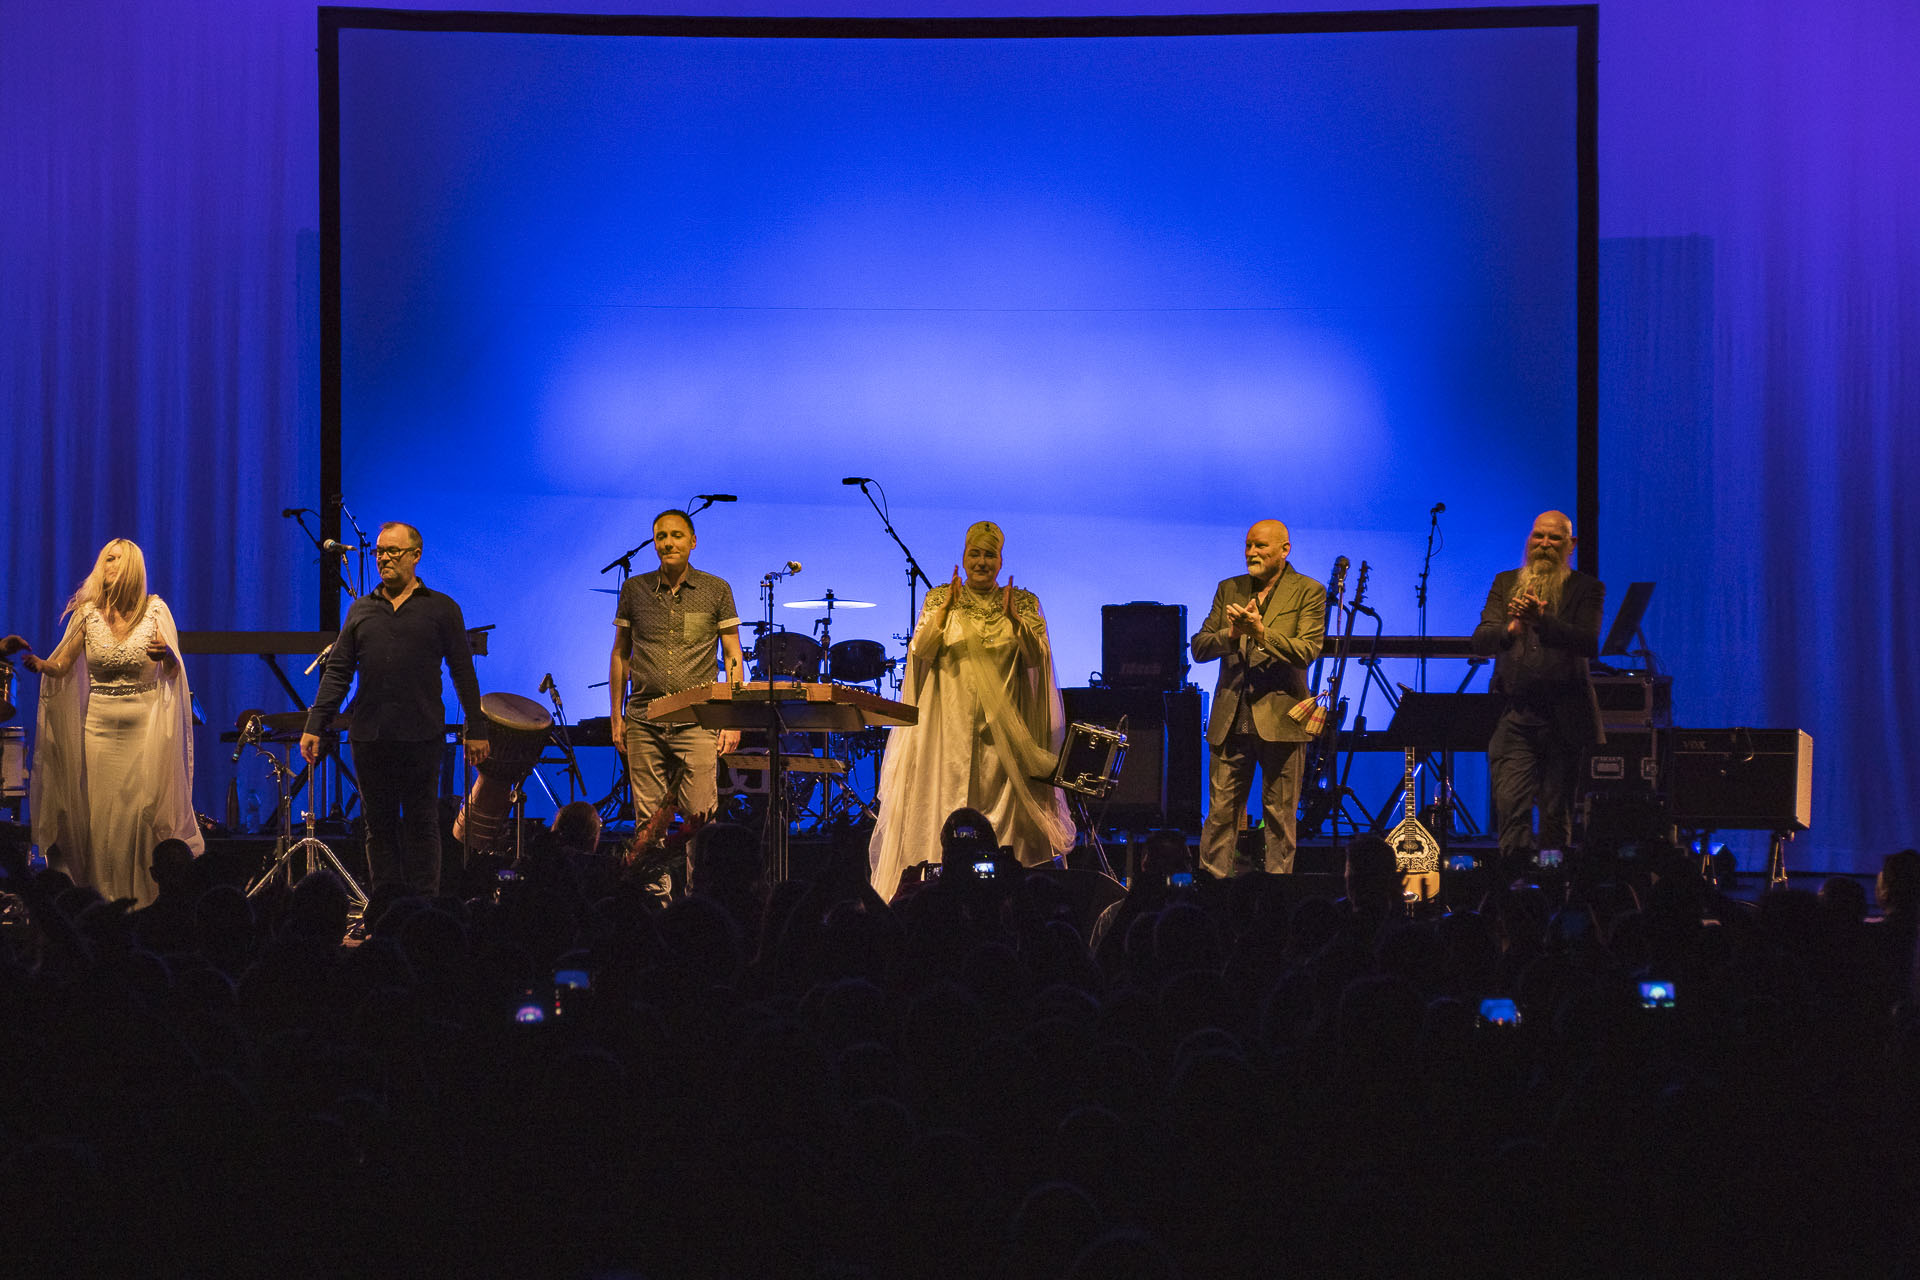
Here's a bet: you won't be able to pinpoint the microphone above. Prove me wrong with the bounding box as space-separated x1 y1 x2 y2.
1335 555 1350 572
841 477 873 486
786 560 803 574
231 710 262 763
281 507 310 518
303 641 334 676
1431 502 1446 515
538 673 555 695
695 494 737 503
322 539 357 552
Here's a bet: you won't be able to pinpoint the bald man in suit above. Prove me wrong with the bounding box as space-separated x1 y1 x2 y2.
1191 519 1326 877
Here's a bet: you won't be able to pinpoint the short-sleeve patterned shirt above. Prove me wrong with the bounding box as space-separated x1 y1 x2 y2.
614 567 741 709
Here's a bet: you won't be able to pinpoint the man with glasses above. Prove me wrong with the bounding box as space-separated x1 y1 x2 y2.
302 521 488 900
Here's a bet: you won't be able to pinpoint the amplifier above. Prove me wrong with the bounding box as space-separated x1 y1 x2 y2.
1581 729 1664 795
1101 602 1189 691
1670 728 1812 830
1591 674 1672 729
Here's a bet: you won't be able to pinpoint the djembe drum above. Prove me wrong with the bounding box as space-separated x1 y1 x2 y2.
452 692 553 852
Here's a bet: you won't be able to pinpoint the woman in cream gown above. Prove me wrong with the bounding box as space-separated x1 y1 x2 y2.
8 539 202 904
869 521 1073 900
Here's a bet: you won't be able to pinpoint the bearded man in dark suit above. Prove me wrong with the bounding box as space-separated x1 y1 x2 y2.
1471 510 1605 868
1191 519 1326 877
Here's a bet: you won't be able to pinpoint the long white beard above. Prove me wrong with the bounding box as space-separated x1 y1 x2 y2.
1513 556 1567 612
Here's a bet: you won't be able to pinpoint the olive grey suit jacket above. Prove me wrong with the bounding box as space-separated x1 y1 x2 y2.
1190 562 1327 747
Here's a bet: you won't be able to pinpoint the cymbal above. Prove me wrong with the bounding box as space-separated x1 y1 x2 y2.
258 709 351 735
783 596 876 609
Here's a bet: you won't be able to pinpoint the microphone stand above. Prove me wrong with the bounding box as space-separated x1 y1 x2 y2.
287 509 359 601
1415 505 1443 695
1412 503 1443 829
849 479 933 658
338 500 374 598
600 543 645 590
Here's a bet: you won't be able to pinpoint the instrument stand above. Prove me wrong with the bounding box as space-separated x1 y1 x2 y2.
1062 792 1119 877
1765 829 1792 890
243 742 368 914
1375 692 1505 854
538 680 590 803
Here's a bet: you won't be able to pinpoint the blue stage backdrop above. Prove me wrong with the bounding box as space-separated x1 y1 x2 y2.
331 16 1581 820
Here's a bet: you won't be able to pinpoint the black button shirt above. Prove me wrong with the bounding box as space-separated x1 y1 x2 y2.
306 581 487 743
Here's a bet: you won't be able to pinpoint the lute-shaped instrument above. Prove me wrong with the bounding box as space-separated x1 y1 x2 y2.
1385 747 1442 902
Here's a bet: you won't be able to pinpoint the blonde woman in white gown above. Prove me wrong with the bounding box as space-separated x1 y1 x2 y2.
6 539 202 904
869 521 1073 900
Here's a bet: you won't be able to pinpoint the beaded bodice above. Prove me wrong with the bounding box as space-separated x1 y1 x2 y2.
83 600 160 685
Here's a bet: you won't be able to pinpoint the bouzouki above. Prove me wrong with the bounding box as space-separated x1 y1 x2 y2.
1385 747 1442 902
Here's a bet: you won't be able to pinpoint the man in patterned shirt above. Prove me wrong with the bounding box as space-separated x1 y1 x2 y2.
609 509 747 850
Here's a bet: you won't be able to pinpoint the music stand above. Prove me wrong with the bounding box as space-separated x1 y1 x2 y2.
1599 581 1657 670
1381 692 1505 851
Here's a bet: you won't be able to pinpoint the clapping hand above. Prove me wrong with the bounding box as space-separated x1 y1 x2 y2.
942 566 964 620
1225 597 1268 644
1507 590 1545 622
1505 589 1544 636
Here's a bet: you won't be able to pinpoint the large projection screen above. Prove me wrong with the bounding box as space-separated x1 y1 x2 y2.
323 9 1596 821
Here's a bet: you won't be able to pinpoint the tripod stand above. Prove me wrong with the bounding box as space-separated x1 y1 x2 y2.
242 737 368 914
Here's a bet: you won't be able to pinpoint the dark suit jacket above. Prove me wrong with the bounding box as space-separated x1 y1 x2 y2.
1471 568 1606 747
1191 563 1327 747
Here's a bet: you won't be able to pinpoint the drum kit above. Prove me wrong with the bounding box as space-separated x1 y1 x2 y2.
752 589 894 688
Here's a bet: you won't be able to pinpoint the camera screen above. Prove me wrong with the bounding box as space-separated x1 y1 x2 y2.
1169 871 1193 888
1638 980 1676 1009
555 968 592 991
1536 848 1563 870
971 859 997 878
1477 997 1521 1026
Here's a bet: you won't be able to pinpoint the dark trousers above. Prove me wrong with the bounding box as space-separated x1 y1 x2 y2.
353 739 444 896
1199 734 1307 876
1488 714 1579 861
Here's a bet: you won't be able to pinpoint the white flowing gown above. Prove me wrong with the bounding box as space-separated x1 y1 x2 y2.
868 584 1074 900
31 597 203 905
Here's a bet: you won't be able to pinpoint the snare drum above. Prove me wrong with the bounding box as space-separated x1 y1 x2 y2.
828 639 888 685
453 692 554 851
753 630 822 682
1048 722 1129 799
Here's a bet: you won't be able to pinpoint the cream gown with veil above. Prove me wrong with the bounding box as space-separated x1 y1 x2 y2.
31 597 203 905
869 583 1074 900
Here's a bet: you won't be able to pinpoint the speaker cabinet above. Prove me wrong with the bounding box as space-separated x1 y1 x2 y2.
1670 728 1812 830
1100 602 1189 690
1061 686 1204 830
